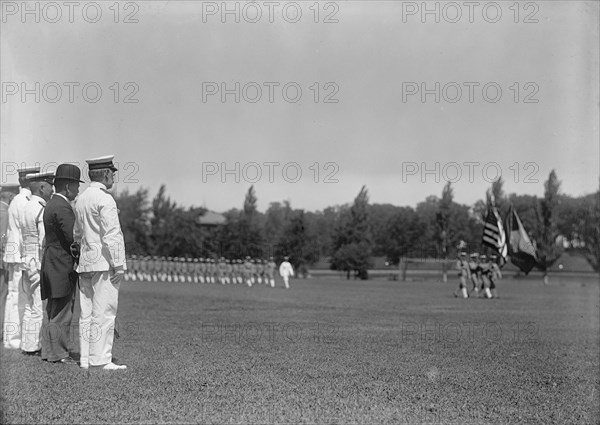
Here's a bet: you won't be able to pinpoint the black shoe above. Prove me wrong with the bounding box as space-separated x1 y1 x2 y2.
22 349 42 356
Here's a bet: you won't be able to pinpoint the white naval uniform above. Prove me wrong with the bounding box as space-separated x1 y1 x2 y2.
279 261 294 289
74 182 127 367
2 187 31 349
20 195 46 352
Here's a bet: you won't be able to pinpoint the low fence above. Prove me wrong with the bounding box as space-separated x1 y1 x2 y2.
309 256 598 281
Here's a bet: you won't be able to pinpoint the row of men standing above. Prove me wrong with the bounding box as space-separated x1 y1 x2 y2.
124 255 295 288
0 156 128 370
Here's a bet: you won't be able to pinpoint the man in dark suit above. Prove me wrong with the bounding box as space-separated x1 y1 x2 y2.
40 164 83 364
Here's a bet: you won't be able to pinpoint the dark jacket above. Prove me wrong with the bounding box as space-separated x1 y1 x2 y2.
41 195 77 300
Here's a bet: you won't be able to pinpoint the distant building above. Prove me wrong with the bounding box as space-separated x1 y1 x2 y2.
197 210 226 226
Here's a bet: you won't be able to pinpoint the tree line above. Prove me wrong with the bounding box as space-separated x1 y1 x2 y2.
115 170 600 278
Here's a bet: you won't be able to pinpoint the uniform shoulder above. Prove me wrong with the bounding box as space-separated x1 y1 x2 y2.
8 195 25 210
80 184 110 195
83 185 116 204
98 187 117 202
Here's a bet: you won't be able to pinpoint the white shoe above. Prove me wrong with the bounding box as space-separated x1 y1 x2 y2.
95 362 127 370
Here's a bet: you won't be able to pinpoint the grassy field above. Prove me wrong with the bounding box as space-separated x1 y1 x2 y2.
2 274 599 424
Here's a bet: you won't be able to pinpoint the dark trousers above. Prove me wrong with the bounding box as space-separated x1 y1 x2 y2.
41 294 74 362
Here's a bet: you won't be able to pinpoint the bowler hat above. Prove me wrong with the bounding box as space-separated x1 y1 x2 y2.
54 163 84 182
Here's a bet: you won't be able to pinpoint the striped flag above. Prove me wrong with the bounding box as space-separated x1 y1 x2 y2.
482 205 508 263
506 206 538 274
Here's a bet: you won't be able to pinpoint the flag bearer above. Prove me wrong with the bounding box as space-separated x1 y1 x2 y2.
454 251 470 298
489 254 502 298
478 254 493 299
468 253 481 297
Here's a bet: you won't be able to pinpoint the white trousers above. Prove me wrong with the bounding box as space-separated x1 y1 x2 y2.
3 264 24 349
20 264 43 352
79 271 122 367
282 275 290 289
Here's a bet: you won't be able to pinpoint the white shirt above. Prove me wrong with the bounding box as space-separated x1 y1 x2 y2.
2 187 31 263
279 261 294 277
74 182 126 272
21 195 46 267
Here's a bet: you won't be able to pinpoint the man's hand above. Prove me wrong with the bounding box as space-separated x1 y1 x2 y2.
111 265 125 284
70 242 80 258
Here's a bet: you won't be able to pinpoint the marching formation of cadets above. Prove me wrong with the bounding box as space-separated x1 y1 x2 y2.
454 252 502 299
124 255 289 288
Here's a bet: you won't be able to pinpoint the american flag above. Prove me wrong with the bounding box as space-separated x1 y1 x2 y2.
482 205 508 263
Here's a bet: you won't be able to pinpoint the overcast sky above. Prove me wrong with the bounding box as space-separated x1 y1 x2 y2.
2 1 598 212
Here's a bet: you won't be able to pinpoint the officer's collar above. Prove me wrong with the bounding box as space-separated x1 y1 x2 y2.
30 194 46 206
89 181 107 190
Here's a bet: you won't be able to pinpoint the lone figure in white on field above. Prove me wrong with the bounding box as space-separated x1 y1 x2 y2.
279 256 294 289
